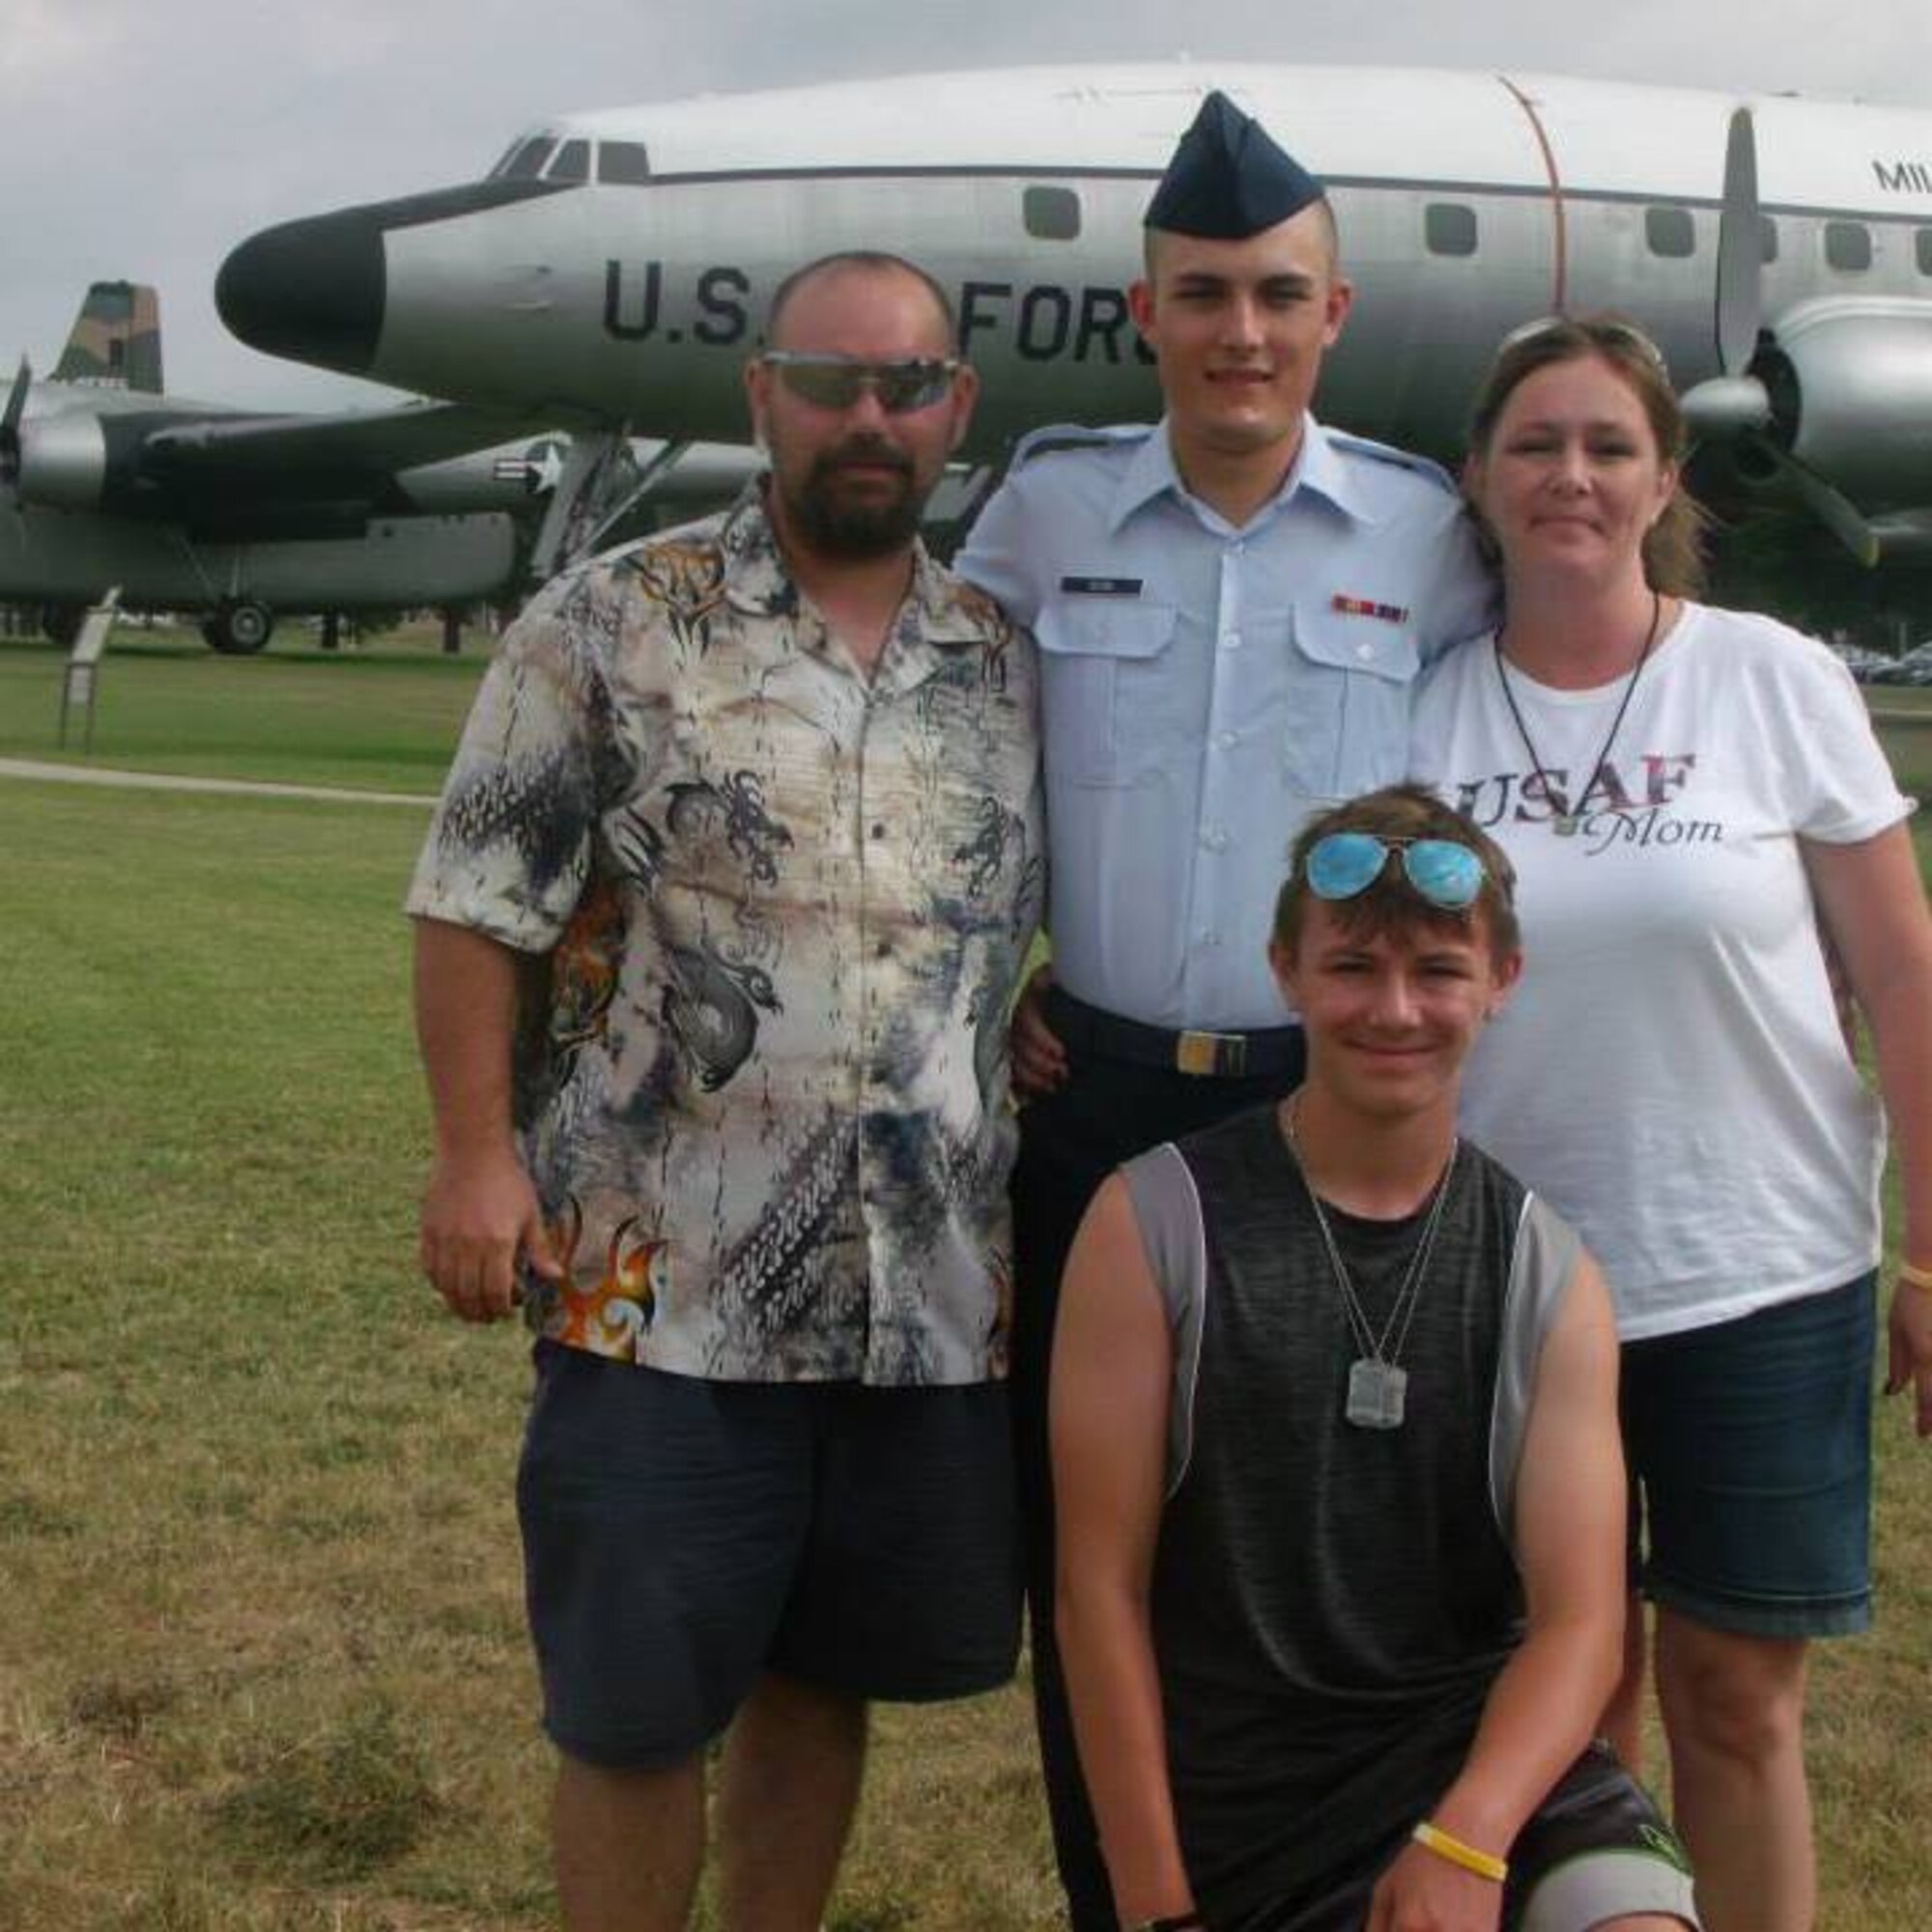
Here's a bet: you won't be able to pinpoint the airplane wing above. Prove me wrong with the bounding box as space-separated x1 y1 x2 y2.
141 400 551 479
10 393 563 526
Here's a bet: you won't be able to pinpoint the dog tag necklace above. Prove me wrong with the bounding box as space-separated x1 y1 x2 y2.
1493 589 1661 837
1286 1099 1458 1431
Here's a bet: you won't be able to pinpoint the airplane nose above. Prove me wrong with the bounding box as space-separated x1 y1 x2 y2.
216 209 386 375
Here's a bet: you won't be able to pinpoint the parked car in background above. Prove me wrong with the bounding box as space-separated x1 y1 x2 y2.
1864 641 1932 686
1831 641 1897 683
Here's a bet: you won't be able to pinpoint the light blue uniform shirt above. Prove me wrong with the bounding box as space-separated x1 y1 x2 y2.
957 415 1494 1031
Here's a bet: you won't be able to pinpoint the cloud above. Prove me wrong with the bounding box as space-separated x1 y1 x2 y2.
0 0 118 83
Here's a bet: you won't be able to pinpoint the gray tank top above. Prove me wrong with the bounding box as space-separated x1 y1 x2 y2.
1121 1104 1579 1923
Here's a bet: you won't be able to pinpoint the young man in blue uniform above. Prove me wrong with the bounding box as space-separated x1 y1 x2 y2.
1052 786 1698 1932
955 92 1493 1927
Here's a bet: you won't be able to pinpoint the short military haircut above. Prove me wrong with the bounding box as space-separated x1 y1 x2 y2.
764 251 957 349
1273 784 1520 960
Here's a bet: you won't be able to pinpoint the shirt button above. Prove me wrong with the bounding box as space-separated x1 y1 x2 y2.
1196 926 1222 948
1355 642 1376 662
1223 631 1242 651
875 940 891 959
1201 826 1229 852
870 822 887 839
1216 730 1238 750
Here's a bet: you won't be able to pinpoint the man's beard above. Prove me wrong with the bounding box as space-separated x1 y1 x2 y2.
779 436 925 558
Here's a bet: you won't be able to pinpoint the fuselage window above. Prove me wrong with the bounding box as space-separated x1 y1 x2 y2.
1760 215 1779 265
503 137 557 182
1915 227 1932 275
548 140 590 184
1424 203 1478 257
1825 220 1873 271
1645 207 1696 259
598 141 653 185
1023 185 1082 242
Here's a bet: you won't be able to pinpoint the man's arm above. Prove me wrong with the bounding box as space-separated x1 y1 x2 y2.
952 468 1044 629
1368 1253 1626 1932
1051 1174 1195 1923
413 917 560 1322
1414 497 1500 665
960 471 1071 1094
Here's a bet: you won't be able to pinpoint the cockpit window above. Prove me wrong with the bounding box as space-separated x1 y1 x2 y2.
598 141 652 185
548 139 591 184
503 136 558 181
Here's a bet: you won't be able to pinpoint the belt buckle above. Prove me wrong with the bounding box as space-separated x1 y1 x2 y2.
1177 1029 1244 1077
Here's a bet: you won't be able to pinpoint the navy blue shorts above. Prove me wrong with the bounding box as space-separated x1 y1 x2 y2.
1621 1273 1877 1639
517 1343 1021 1768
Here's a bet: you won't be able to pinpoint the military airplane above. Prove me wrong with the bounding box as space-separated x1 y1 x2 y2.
0 282 590 650
215 62 1932 582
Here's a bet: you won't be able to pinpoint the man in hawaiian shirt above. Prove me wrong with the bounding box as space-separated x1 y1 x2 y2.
409 250 1042 1932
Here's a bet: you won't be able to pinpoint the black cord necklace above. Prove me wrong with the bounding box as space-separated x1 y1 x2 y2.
1493 589 1662 837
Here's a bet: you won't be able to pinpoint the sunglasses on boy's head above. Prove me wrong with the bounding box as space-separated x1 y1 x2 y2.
1304 832 1487 911
759 352 961 413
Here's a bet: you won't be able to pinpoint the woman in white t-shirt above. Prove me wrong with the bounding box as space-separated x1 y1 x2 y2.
1410 316 1932 1932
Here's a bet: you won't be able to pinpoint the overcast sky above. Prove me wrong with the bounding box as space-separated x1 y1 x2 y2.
5 0 1930 412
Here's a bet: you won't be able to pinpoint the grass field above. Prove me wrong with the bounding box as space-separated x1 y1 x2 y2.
1 627 1928 1928
0 625 483 794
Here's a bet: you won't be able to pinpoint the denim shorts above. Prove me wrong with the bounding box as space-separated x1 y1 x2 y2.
1621 1273 1877 1639
517 1343 1021 1768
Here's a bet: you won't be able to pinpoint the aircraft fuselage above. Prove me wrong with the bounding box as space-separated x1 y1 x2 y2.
0 500 521 612
218 63 1932 512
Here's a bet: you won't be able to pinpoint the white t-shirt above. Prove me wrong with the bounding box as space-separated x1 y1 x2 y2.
1411 602 1913 1340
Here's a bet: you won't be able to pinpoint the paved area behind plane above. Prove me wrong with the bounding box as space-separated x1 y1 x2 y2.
0 756 433 806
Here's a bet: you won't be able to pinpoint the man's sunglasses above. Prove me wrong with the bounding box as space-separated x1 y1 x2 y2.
760 352 960 413
1304 832 1487 911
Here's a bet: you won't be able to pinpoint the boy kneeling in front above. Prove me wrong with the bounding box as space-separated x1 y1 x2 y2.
1051 785 1699 1932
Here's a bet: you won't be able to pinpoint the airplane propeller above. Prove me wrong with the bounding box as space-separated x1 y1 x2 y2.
1679 108 1879 565
0 357 31 500
1714 107 1762 381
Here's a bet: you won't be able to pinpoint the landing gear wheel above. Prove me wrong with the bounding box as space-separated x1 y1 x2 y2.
202 598 275 655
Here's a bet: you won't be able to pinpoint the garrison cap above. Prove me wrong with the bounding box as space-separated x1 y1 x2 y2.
1145 90 1324 238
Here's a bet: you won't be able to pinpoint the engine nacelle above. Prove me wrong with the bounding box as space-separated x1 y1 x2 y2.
13 407 230 515
1762 297 1932 507
14 411 110 510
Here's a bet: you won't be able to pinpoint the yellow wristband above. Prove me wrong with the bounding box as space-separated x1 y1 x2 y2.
1896 1260 1932 1293
1411 1820 1509 1885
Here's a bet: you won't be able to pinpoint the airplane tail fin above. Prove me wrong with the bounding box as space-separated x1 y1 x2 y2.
50 281 162 392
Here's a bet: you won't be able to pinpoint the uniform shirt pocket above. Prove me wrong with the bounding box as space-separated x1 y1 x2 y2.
1284 602 1421 798
1035 599 1180 786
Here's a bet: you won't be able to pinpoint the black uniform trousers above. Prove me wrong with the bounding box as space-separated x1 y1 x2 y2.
1010 997 1304 1932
